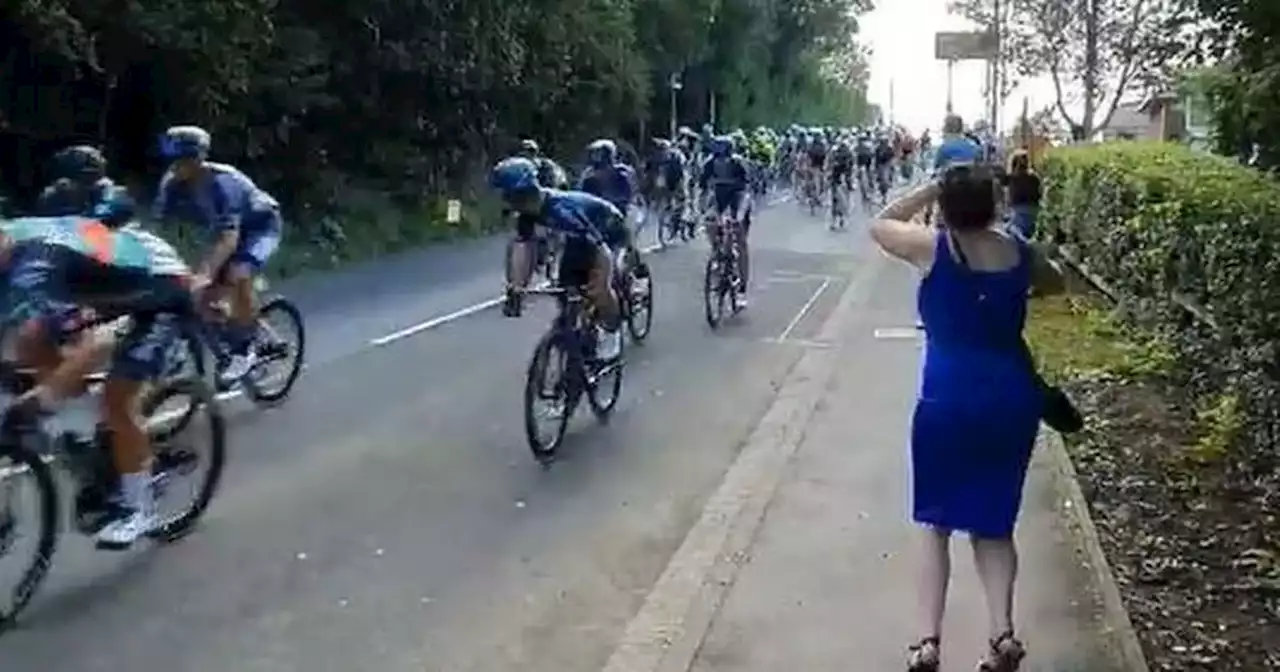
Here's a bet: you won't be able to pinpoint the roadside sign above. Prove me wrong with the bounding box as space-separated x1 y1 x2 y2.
935 31 997 61
446 199 462 223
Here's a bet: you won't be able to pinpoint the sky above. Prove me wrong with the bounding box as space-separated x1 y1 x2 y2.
859 0 1057 134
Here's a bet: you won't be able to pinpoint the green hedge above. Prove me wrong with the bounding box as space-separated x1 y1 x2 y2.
1039 141 1280 451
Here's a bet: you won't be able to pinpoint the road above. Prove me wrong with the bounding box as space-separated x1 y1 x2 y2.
0 193 890 672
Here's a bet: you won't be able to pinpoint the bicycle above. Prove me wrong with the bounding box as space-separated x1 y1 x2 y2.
651 186 688 249
520 284 625 464
0 310 226 631
702 209 746 329
192 276 306 406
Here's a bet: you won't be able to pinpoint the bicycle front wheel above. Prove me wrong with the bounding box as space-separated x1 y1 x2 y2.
0 434 59 633
703 254 728 329
144 378 227 543
523 331 573 464
244 297 306 406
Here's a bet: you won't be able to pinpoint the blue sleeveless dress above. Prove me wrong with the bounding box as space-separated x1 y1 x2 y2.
910 232 1042 538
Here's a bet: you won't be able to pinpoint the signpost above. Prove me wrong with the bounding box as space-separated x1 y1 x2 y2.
934 30 997 115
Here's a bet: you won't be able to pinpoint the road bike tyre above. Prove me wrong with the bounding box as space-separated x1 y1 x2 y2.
151 325 213 442
657 207 677 248
585 349 624 420
624 260 653 343
243 296 306 407
0 435 58 634
703 254 727 329
523 331 572 464
144 378 227 543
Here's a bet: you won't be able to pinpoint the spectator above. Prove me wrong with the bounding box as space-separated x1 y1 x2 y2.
1003 150 1042 240
869 165 1065 672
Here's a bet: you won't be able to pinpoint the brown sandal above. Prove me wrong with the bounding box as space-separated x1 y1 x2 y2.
976 631 1025 671
907 636 941 672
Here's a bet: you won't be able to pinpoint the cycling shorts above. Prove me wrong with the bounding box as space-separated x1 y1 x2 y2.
855 153 872 167
829 161 854 184
216 211 283 282
557 223 629 289
807 152 827 170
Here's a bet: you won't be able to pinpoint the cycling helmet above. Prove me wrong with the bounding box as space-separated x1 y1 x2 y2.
586 139 617 167
90 185 138 228
518 139 540 156
652 138 673 151
710 136 733 157
52 145 106 181
161 125 212 160
489 157 541 198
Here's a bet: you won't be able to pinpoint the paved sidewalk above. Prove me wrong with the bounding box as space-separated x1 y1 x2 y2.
689 262 1123 672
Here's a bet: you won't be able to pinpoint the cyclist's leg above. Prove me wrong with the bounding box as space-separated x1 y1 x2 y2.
733 191 751 295
216 222 280 377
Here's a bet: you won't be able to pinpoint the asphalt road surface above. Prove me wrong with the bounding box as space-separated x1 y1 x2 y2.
0 193 890 672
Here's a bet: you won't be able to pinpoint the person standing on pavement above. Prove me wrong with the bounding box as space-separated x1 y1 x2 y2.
869 165 1065 672
1002 150 1041 240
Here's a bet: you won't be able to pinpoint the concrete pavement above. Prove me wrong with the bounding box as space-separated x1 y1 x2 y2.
0 191 1117 672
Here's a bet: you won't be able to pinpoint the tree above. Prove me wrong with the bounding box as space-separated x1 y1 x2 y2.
1 0 874 244
951 0 1187 138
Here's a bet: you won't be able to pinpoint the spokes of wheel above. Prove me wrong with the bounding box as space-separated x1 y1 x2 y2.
703 254 730 329
0 441 58 634
142 379 226 543
523 333 572 464
586 354 623 420
244 298 305 406
625 269 653 343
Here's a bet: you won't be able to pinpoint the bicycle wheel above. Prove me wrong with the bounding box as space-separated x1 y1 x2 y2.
703 254 728 329
243 297 305 406
0 434 59 632
144 378 226 542
523 331 573 464
585 348 624 420
624 258 653 343
656 203 677 248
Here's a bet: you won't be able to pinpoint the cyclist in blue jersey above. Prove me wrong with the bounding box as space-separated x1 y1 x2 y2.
933 114 983 174
698 135 753 309
493 158 649 361
35 146 120 218
0 212 196 548
577 139 637 217
152 125 283 384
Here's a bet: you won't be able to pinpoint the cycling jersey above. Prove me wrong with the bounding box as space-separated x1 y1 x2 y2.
534 158 569 189
0 216 192 379
874 141 895 164
35 177 117 218
577 164 636 214
646 148 686 191
152 162 283 273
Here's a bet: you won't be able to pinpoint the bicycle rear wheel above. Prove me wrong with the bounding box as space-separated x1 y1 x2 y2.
703 254 728 329
0 433 58 632
523 331 573 464
244 297 305 406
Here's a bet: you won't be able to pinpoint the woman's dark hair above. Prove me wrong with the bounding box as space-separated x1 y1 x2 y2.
1010 151 1030 174
938 164 997 231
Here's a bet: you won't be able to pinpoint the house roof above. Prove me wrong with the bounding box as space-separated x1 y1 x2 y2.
1106 102 1148 135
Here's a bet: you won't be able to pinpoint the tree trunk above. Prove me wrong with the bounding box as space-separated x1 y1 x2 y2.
1082 0 1099 136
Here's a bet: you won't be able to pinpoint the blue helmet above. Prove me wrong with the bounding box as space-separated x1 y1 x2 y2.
710 135 733 157
160 125 212 160
489 157 541 198
586 139 617 167
52 145 106 181
90 185 137 228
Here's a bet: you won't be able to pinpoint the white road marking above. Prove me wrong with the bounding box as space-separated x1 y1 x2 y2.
873 327 922 340
775 276 831 343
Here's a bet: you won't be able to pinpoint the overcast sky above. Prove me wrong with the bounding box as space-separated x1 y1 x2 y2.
859 0 1057 133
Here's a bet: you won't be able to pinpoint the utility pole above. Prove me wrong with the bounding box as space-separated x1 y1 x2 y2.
945 60 955 114
990 0 1001 133
889 78 896 127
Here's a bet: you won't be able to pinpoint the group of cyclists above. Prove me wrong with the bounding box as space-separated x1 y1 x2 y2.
0 126 283 549
0 109 993 563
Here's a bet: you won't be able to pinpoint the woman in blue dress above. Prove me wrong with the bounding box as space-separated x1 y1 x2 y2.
870 165 1065 672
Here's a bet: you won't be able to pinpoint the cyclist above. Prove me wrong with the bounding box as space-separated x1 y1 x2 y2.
152 125 284 385
854 132 874 197
35 145 119 217
644 138 688 227
873 132 895 200
577 139 637 218
829 134 856 219
698 136 752 310
516 139 569 189
1 208 196 549
493 157 643 361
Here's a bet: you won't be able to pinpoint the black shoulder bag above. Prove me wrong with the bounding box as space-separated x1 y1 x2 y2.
947 232 1084 434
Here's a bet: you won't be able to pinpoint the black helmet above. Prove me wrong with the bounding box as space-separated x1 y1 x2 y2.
53 145 106 181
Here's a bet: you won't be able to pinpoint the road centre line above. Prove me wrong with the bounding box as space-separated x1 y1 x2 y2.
776 276 831 343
